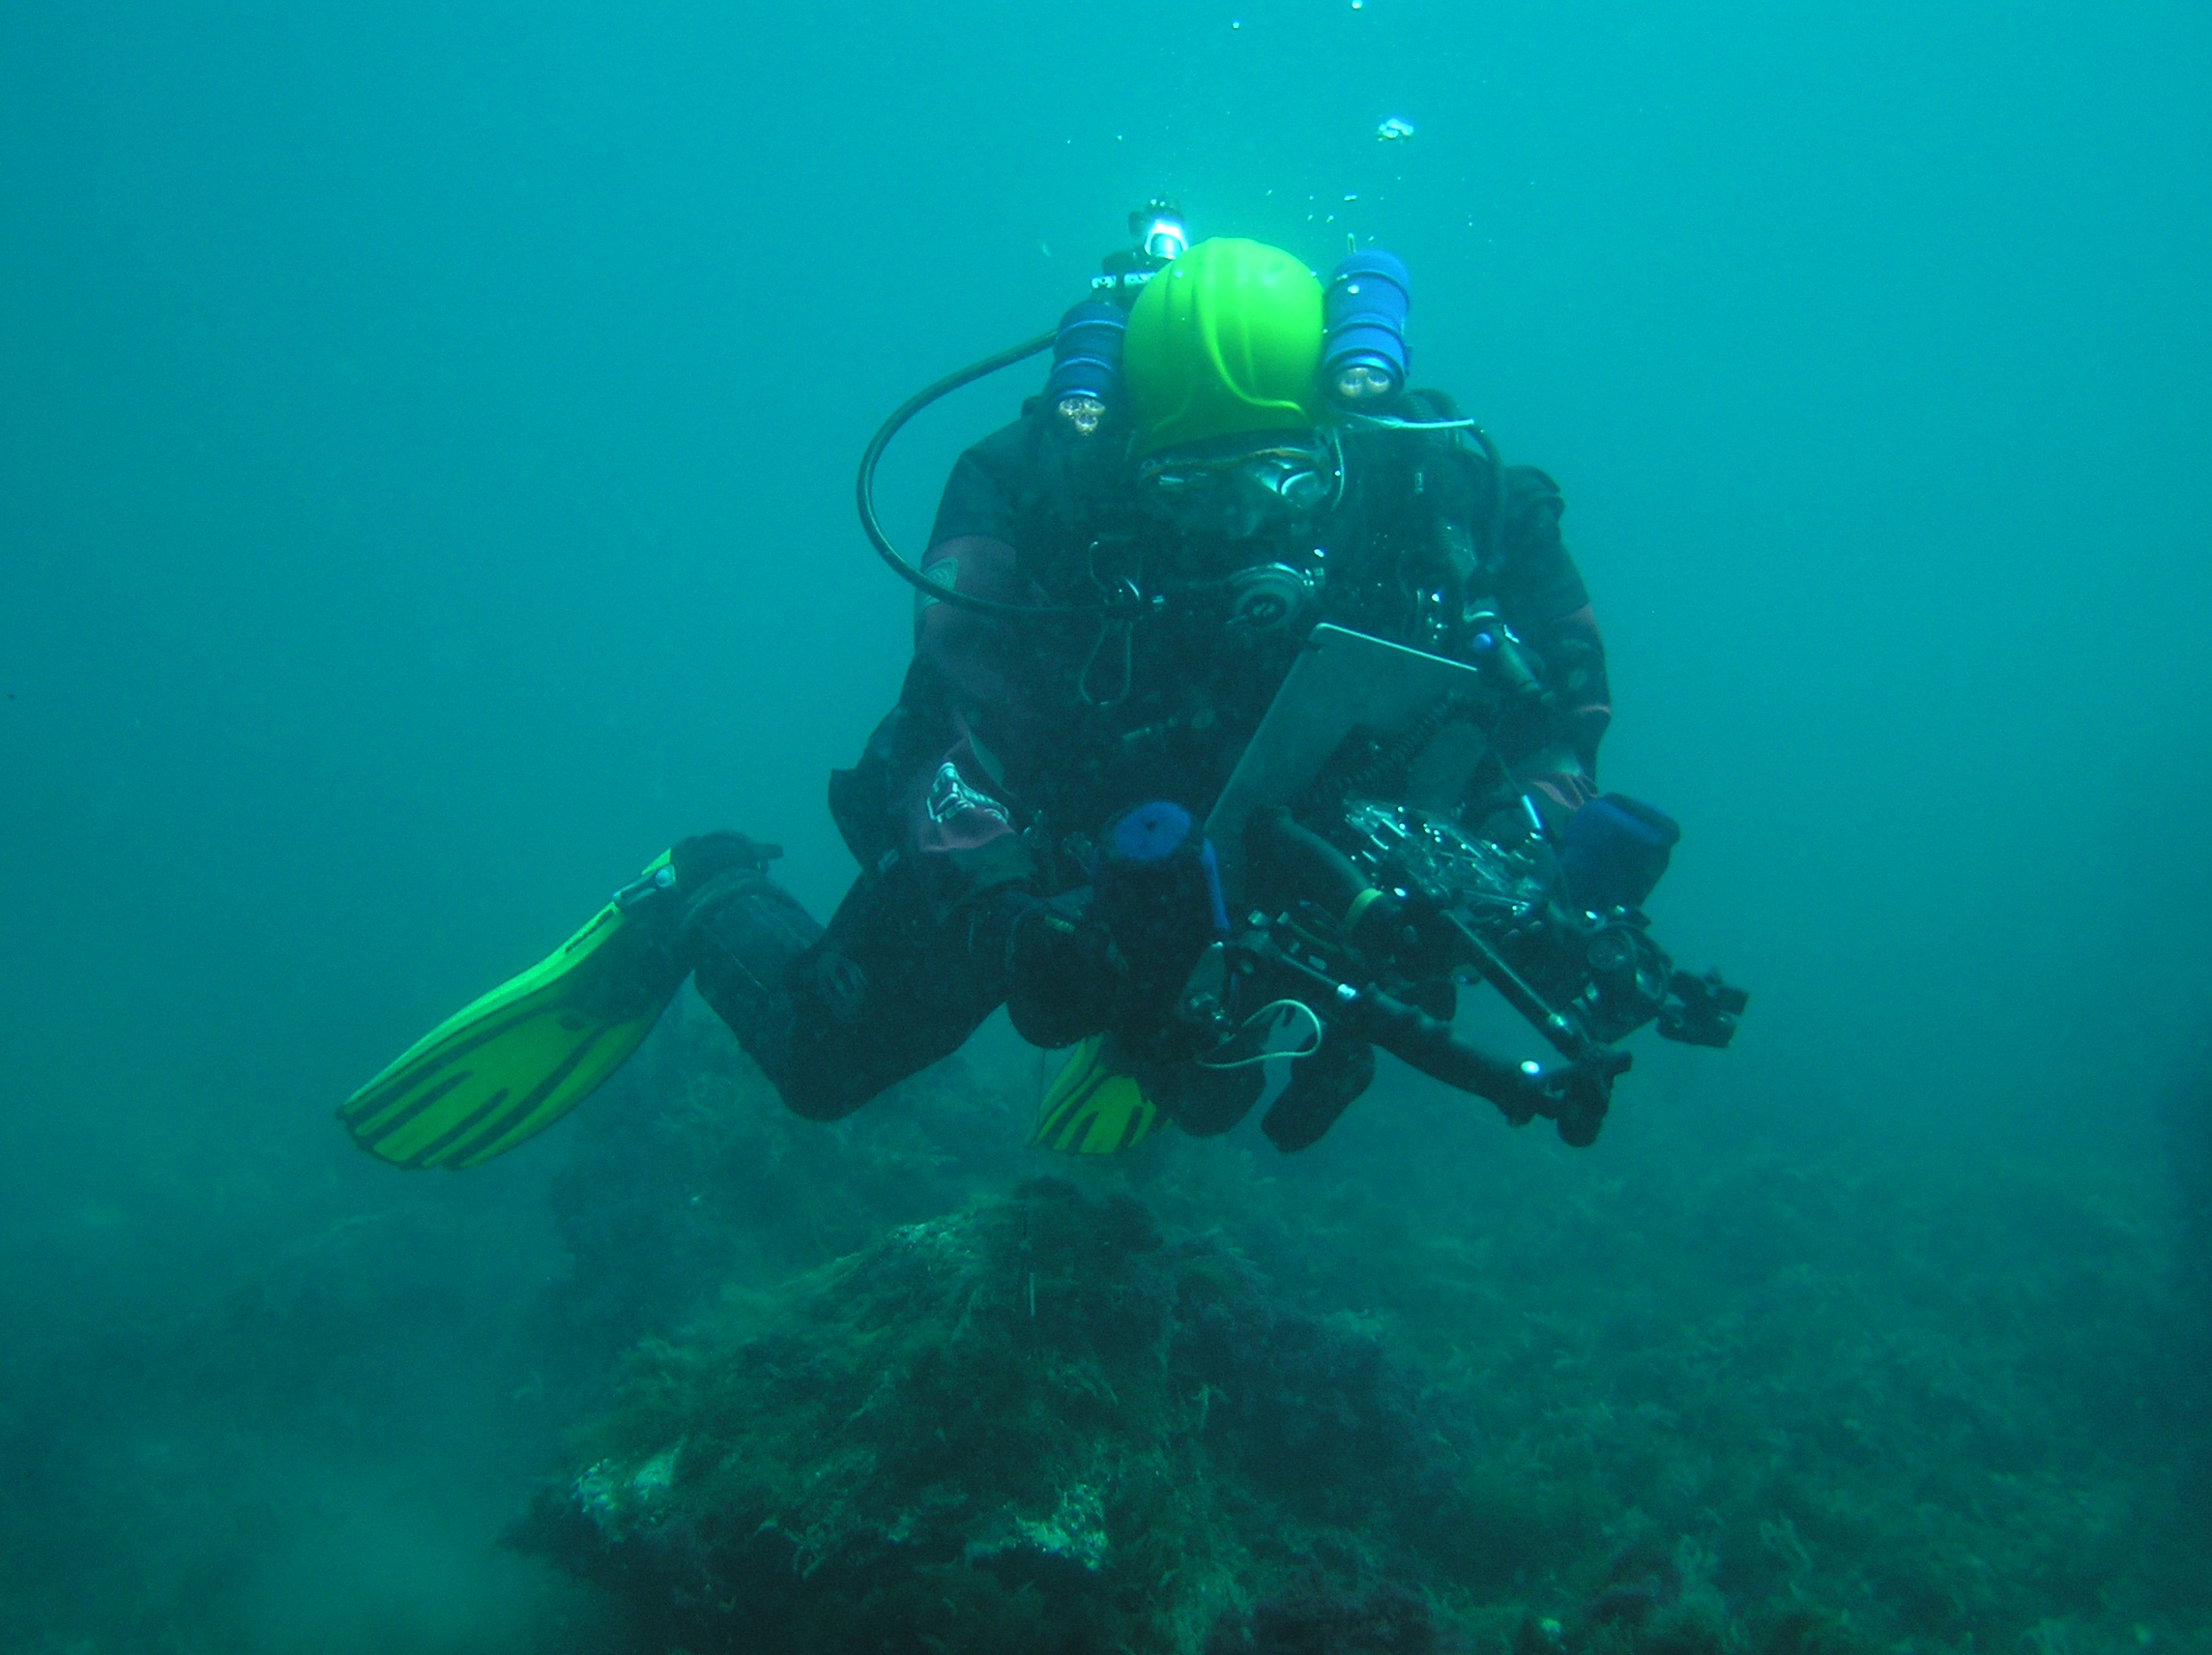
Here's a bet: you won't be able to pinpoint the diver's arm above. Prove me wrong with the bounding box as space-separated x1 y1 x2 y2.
912 414 1065 769
852 421 1064 942
1507 600 1609 820
1492 466 1612 824
872 536 1044 888
916 536 1035 724
844 419 1112 1002
829 417 1055 936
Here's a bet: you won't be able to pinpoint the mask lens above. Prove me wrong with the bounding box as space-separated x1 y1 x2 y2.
1150 467 1212 499
1139 445 1334 532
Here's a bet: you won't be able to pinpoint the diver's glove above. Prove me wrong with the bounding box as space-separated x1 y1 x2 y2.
1005 889 1126 1050
1557 795 1678 913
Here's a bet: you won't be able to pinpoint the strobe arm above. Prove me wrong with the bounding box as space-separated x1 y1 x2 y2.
1244 927 1622 1145
1338 983 1623 1147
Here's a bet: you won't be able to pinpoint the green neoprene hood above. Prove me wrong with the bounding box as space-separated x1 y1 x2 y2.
1123 238 1325 457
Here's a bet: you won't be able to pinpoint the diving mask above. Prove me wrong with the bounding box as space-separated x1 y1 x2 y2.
1133 437 1341 541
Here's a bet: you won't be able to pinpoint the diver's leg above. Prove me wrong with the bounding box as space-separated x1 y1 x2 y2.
782 857 1020 1119
688 851 1015 1121
1260 1033 1377 1151
682 853 826 1092
1155 1060 1265 1137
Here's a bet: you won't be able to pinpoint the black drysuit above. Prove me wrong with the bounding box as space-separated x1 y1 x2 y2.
693 394 1613 1127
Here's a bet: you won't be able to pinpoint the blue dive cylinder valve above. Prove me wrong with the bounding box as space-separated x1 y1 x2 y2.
1044 300 1128 436
1322 249 1412 408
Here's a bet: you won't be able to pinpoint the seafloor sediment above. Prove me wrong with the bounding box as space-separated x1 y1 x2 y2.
522 1176 1469 1651
512 1001 2211 1655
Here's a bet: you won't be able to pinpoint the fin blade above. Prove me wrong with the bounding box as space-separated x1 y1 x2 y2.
444 1014 661 1166
1032 1037 1159 1155
337 857 680 1170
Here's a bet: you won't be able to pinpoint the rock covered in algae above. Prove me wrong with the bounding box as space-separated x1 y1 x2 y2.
517 1177 1466 1654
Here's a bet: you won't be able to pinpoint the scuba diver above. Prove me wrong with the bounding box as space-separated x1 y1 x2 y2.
340 205 1740 1172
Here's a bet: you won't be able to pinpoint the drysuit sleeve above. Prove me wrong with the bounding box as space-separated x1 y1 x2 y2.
838 421 1061 915
915 421 1059 758
926 422 1030 547
862 411 1070 907
1493 465 1612 823
847 528 1047 913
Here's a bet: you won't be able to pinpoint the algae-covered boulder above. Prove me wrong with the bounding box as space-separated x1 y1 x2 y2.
518 1177 1463 1654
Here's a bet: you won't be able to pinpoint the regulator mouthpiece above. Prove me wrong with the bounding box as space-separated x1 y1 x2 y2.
1322 249 1411 408
1223 563 1320 634
1044 300 1128 436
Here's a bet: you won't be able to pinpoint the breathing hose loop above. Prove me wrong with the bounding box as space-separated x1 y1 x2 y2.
857 331 1157 624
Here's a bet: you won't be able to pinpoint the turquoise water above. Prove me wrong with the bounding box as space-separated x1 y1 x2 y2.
2 3 2207 1649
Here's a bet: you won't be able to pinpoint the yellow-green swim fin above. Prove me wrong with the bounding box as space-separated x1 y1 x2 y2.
337 853 688 1169
1031 1033 1160 1155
